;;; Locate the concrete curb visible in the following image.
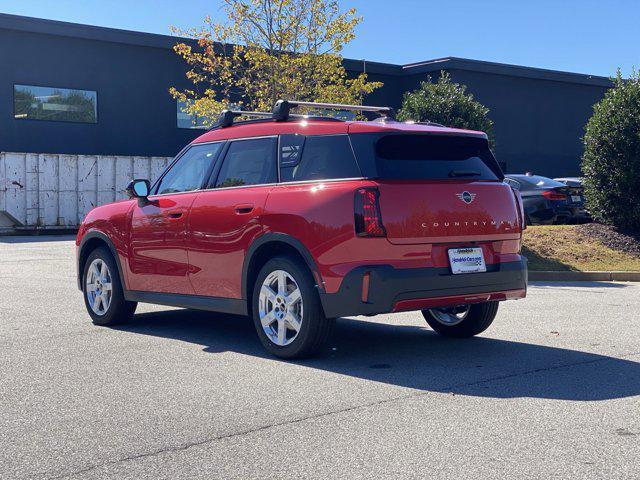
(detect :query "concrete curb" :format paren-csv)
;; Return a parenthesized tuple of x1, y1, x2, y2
(529, 271, 640, 282)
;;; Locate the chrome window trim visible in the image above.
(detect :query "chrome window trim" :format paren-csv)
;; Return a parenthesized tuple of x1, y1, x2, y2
(148, 189, 206, 199)
(148, 176, 369, 198)
(202, 134, 278, 144)
(149, 133, 365, 198)
(277, 177, 366, 186)
(202, 182, 280, 193)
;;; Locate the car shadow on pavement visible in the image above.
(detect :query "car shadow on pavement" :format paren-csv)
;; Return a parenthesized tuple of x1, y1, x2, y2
(116, 308, 640, 402)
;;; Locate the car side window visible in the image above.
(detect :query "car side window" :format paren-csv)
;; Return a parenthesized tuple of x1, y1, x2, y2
(280, 134, 360, 182)
(155, 143, 223, 195)
(279, 134, 306, 170)
(215, 137, 277, 188)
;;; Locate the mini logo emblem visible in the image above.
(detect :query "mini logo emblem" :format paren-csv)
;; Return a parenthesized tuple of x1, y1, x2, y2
(456, 191, 476, 204)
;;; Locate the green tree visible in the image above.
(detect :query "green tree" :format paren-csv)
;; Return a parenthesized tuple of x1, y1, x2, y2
(170, 0, 382, 126)
(582, 70, 640, 232)
(397, 71, 495, 146)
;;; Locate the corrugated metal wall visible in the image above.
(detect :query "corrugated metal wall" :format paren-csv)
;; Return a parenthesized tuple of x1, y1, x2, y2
(0, 153, 171, 229)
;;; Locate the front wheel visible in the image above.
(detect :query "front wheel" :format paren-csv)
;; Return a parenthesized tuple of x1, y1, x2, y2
(252, 256, 334, 359)
(82, 247, 137, 326)
(422, 301, 499, 338)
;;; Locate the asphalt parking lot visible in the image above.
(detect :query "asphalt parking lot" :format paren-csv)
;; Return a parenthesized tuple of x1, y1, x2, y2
(1, 236, 639, 479)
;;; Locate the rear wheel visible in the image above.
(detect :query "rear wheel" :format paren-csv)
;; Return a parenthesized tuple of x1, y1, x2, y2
(252, 256, 334, 359)
(82, 247, 137, 326)
(422, 301, 498, 338)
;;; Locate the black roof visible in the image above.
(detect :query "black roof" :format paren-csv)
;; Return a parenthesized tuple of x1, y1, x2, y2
(0, 12, 614, 87)
(402, 57, 612, 87)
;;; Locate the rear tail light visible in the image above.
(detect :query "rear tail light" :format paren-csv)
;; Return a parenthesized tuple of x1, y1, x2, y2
(509, 187, 526, 230)
(354, 188, 386, 237)
(543, 190, 567, 201)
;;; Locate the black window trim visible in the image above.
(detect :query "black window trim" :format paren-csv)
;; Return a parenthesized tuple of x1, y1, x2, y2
(13, 83, 99, 125)
(276, 134, 282, 183)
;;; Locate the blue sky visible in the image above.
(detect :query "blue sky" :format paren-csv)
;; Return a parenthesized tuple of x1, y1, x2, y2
(1, 0, 637, 77)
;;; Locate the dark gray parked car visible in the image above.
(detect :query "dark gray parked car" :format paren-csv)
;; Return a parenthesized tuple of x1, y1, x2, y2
(504, 174, 589, 225)
(554, 177, 592, 223)
(554, 177, 584, 188)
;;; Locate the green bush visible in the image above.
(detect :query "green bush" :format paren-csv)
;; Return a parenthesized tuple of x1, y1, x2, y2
(582, 71, 640, 232)
(397, 71, 495, 147)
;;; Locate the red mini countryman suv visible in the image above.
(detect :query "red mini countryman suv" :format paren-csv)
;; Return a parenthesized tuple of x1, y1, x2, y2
(77, 100, 527, 358)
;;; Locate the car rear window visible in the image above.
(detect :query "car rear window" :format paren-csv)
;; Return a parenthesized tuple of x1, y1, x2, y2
(279, 134, 361, 182)
(372, 134, 501, 180)
(514, 175, 565, 188)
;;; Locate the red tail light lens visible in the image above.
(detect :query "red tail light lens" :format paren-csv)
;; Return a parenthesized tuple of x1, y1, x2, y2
(509, 187, 526, 230)
(543, 190, 567, 201)
(354, 188, 386, 237)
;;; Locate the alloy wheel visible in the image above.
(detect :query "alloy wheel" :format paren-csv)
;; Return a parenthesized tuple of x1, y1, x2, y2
(85, 258, 113, 316)
(258, 269, 304, 346)
(428, 305, 471, 326)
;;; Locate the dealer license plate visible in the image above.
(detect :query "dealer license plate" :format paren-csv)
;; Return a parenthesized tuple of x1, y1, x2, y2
(448, 247, 487, 275)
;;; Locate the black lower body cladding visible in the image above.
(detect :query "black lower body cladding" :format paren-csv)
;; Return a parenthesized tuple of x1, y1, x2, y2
(319, 259, 528, 318)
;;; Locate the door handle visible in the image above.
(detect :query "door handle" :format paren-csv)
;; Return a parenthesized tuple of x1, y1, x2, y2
(166, 211, 183, 219)
(234, 204, 254, 214)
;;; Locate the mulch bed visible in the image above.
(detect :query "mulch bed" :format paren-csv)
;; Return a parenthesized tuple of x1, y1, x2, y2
(576, 223, 640, 258)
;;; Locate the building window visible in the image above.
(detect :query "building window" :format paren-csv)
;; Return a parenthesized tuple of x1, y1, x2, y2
(177, 100, 206, 129)
(14, 84, 97, 123)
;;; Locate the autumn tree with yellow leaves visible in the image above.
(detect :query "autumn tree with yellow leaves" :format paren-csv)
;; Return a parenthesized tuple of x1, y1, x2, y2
(170, 0, 382, 126)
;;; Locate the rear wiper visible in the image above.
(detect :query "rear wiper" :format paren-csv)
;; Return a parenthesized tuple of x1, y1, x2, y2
(449, 170, 481, 177)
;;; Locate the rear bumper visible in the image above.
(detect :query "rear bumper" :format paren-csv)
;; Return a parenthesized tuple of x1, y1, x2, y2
(319, 258, 527, 318)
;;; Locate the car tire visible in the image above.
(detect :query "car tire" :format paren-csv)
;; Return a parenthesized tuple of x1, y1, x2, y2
(422, 301, 499, 338)
(82, 246, 137, 326)
(252, 255, 334, 359)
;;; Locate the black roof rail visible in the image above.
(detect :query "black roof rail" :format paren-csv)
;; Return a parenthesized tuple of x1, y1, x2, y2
(272, 99, 394, 121)
(211, 107, 346, 130)
(214, 109, 273, 128)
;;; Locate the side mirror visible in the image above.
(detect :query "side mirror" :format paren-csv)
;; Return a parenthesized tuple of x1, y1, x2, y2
(126, 179, 151, 205)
